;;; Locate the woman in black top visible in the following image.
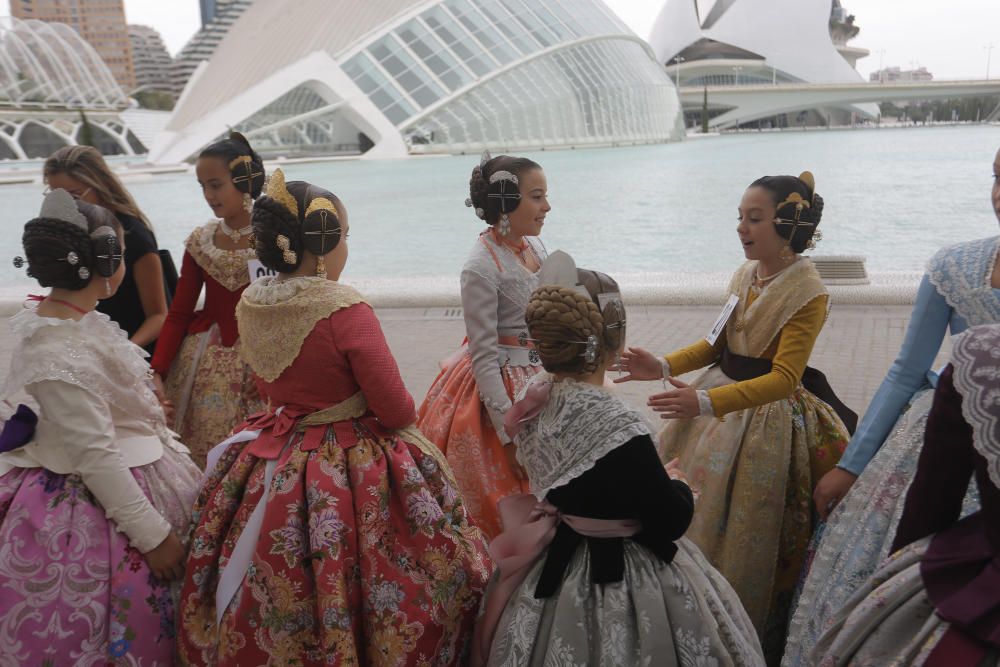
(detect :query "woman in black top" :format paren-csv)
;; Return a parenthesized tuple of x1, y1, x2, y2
(471, 252, 765, 667)
(44, 146, 169, 354)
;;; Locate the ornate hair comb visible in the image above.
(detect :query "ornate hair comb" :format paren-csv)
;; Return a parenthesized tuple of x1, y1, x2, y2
(266, 168, 298, 219)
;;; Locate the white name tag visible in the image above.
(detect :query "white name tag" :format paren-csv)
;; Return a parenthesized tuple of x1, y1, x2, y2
(247, 259, 278, 282)
(705, 294, 739, 345)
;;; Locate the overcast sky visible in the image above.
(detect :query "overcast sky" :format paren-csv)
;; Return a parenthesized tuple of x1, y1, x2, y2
(4, 0, 999, 80)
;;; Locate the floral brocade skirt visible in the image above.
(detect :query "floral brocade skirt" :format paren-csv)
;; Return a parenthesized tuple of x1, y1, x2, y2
(659, 365, 849, 664)
(487, 538, 765, 666)
(417, 349, 540, 538)
(783, 388, 982, 667)
(178, 420, 493, 666)
(0, 445, 201, 666)
(164, 324, 263, 467)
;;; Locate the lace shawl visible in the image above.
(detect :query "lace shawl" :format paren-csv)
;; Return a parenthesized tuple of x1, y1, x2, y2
(185, 220, 256, 291)
(236, 276, 367, 382)
(2, 306, 166, 432)
(951, 324, 1000, 488)
(515, 373, 651, 500)
(926, 236, 1000, 326)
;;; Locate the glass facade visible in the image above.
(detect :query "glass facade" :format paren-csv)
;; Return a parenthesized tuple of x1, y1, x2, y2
(337, 0, 682, 153)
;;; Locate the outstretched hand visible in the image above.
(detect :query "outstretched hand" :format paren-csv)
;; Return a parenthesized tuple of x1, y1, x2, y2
(813, 467, 858, 521)
(610, 347, 664, 383)
(648, 377, 700, 419)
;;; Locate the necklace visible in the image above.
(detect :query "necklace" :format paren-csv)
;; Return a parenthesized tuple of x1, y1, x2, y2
(220, 219, 252, 243)
(28, 295, 91, 315)
(755, 263, 793, 284)
(492, 228, 536, 268)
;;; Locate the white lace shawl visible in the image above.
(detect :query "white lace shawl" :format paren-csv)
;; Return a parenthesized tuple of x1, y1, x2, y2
(926, 236, 1000, 326)
(514, 373, 652, 500)
(951, 324, 1000, 488)
(2, 306, 167, 434)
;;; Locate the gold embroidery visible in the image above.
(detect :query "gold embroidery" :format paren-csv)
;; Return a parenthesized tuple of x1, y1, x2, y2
(266, 168, 298, 218)
(184, 221, 255, 292)
(236, 278, 367, 382)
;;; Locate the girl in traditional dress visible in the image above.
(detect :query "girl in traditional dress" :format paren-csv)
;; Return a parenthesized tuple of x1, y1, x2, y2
(150, 132, 265, 466)
(615, 172, 853, 663)
(44, 145, 170, 355)
(784, 146, 1000, 667)
(417, 151, 549, 537)
(0, 191, 200, 665)
(178, 170, 491, 666)
(473, 252, 764, 667)
(813, 324, 1000, 666)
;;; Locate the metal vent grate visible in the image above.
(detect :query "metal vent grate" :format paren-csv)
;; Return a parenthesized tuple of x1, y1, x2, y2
(811, 255, 869, 285)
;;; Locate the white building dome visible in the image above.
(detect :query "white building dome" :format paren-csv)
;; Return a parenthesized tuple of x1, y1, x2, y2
(149, 0, 685, 163)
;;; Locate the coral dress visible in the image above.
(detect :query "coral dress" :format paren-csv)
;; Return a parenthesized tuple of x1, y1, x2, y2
(813, 326, 1000, 666)
(418, 230, 547, 537)
(150, 221, 263, 466)
(178, 277, 491, 666)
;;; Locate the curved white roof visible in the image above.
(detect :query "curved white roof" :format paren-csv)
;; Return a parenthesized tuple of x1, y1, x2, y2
(0, 16, 126, 109)
(650, 0, 866, 85)
(151, 0, 683, 163)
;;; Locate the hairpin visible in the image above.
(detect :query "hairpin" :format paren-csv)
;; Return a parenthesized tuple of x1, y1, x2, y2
(489, 170, 519, 185)
(276, 234, 297, 265)
(12, 256, 24, 268)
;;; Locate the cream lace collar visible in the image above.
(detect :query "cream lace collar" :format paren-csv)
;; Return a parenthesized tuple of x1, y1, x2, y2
(185, 220, 256, 291)
(237, 276, 368, 382)
(951, 324, 1000, 488)
(514, 373, 651, 499)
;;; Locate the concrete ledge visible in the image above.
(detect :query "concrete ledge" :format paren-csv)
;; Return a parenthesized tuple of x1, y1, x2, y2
(0, 271, 922, 316)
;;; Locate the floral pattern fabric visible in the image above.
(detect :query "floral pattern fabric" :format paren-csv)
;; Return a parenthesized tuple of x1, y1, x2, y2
(417, 350, 539, 538)
(0, 446, 200, 666)
(486, 538, 765, 667)
(164, 325, 262, 467)
(178, 421, 492, 666)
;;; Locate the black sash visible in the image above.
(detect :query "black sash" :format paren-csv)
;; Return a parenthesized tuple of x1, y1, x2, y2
(719, 348, 858, 434)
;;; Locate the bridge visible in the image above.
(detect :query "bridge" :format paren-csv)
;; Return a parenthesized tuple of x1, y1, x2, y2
(677, 79, 1000, 129)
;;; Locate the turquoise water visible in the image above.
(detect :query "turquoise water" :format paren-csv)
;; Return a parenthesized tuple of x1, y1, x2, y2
(3, 124, 999, 287)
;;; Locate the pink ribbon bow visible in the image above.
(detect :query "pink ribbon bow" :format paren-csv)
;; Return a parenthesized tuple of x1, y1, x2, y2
(503, 380, 553, 439)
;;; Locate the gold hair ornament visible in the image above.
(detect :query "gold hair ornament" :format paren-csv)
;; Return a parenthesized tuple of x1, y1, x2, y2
(276, 234, 297, 265)
(266, 169, 298, 219)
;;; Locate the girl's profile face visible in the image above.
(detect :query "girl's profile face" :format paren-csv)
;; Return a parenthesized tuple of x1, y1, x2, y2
(506, 168, 550, 238)
(736, 186, 786, 262)
(196, 156, 245, 220)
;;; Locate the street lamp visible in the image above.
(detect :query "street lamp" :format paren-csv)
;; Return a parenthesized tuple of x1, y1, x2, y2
(987, 43, 995, 81)
(876, 48, 886, 83)
(672, 55, 686, 86)
(732, 65, 743, 85)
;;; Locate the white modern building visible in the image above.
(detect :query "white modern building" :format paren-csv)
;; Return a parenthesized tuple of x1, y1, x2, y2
(0, 16, 144, 159)
(149, 0, 685, 164)
(168, 0, 252, 98)
(650, 0, 879, 127)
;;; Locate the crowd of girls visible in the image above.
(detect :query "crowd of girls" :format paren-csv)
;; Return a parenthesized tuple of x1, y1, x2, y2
(0, 138, 997, 667)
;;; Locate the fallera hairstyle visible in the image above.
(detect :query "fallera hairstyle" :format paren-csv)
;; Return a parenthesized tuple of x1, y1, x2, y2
(44, 145, 152, 230)
(526, 269, 625, 375)
(749, 173, 825, 253)
(22, 196, 123, 290)
(468, 154, 542, 226)
(199, 131, 266, 200)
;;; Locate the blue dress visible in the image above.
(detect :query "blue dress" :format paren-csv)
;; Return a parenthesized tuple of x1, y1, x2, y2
(782, 235, 1000, 667)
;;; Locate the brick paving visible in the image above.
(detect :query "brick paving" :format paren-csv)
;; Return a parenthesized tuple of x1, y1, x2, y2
(0, 303, 944, 425)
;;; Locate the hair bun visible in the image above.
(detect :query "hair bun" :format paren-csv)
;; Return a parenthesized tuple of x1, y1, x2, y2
(468, 164, 489, 221)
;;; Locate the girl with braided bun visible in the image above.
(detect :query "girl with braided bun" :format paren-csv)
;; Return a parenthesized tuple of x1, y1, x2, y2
(417, 151, 549, 538)
(616, 172, 853, 663)
(472, 251, 764, 667)
(177, 169, 490, 666)
(0, 191, 201, 664)
(150, 132, 266, 466)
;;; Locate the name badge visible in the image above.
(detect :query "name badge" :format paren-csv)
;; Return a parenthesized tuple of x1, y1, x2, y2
(247, 259, 278, 282)
(705, 294, 739, 345)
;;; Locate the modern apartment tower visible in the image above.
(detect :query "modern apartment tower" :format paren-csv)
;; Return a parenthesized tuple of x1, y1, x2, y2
(170, 0, 252, 97)
(10, 0, 136, 91)
(128, 24, 174, 96)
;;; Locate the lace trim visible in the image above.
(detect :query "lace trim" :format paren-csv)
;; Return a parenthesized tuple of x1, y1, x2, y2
(236, 277, 367, 382)
(727, 259, 828, 357)
(951, 324, 1000, 488)
(515, 374, 651, 499)
(4, 306, 166, 433)
(184, 220, 256, 292)
(926, 236, 1000, 326)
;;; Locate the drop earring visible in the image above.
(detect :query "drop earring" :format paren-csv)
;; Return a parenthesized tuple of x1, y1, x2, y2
(242, 193, 253, 214)
(316, 254, 327, 279)
(499, 213, 511, 237)
(780, 243, 794, 263)
(105, 278, 112, 297)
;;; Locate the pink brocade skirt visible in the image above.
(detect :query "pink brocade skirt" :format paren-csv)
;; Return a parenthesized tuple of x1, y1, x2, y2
(0, 446, 201, 666)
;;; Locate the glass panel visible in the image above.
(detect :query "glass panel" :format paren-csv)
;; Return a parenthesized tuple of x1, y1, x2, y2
(420, 7, 495, 76)
(369, 35, 446, 107)
(497, 0, 555, 47)
(343, 52, 417, 123)
(443, 0, 518, 64)
(396, 20, 472, 91)
(473, 0, 539, 55)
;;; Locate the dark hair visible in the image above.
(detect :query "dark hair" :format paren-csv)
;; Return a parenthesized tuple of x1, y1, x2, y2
(252, 177, 343, 273)
(749, 174, 825, 253)
(526, 269, 624, 375)
(468, 155, 542, 226)
(22, 199, 123, 290)
(199, 131, 266, 199)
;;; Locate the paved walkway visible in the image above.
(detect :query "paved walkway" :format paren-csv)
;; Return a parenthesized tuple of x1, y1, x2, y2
(0, 303, 939, 425)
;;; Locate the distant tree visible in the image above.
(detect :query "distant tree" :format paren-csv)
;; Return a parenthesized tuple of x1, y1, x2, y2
(78, 109, 95, 147)
(133, 90, 176, 111)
